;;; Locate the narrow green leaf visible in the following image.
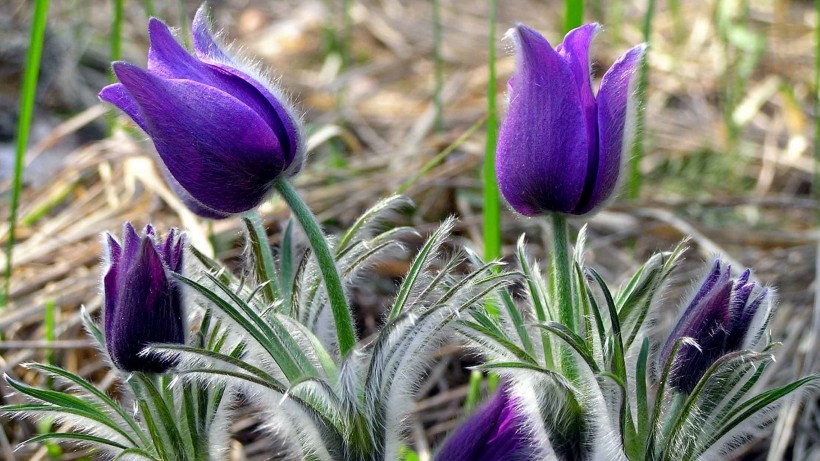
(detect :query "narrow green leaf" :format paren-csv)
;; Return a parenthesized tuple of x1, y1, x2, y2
(532, 323, 598, 372)
(242, 212, 280, 303)
(23, 432, 129, 451)
(3, 0, 50, 308)
(387, 219, 452, 320)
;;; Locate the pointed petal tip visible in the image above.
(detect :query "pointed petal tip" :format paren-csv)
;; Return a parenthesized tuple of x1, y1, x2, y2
(98, 83, 122, 102)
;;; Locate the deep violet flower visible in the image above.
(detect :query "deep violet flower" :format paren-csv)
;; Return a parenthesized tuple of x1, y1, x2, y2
(434, 385, 535, 461)
(660, 260, 773, 394)
(103, 223, 186, 373)
(496, 23, 645, 216)
(99, 6, 304, 219)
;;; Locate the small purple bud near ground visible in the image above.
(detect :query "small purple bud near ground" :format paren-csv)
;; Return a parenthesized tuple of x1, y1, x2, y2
(99, 6, 304, 218)
(434, 383, 536, 461)
(102, 223, 186, 373)
(496, 23, 645, 216)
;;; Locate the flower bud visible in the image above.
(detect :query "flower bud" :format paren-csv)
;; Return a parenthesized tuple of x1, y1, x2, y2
(660, 260, 773, 394)
(496, 23, 645, 216)
(434, 385, 535, 461)
(102, 223, 186, 373)
(99, 6, 304, 218)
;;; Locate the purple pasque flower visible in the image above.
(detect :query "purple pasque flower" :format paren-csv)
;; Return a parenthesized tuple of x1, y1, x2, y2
(102, 223, 186, 373)
(496, 23, 645, 216)
(434, 385, 535, 461)
(99, 6, 304, 219)
(660, 260, 773, 394)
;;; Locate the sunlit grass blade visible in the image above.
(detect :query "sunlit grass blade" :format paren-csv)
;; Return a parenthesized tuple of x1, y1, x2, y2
(483, 0, 500, 264)
(628, 0, 657, 200)
(433, 0, 444, 133)
(2, 0, 50, 309)
(564, 0, 584, 33)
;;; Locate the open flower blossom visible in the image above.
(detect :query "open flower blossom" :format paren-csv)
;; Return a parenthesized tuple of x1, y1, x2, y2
(496, 23, 645, 216)
(660, 260, 773, 394)
(103, 223, 186, 373)
(100, 6, 304, 219)
(434, 385, 535, 461)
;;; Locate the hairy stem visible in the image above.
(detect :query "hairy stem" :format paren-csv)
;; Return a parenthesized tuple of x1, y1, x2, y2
(274, 178, 356, 356)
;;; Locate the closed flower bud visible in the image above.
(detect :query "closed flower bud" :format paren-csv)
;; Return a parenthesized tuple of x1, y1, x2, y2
(660, 260, 773, 394)
(496, 23, 645, 216)
(102, 223, 186, 373)
(99, 6, 304, 219)
(434, 385, 535, 461)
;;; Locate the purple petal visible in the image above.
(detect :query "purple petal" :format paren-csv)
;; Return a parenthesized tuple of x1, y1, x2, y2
(661, 260, 722, 360)
(120, 222, 141, 272)
(160, 167, 233, 219)
(99, 83, 148, 131)
(576, 43, 645, 214)
(496, 24, 589, 215)
(726, 287, 768, 350)
(102, 233, 122, 340)
(557, 23, 599, 152)
(160, 228, 178, 264)
(668, 280, 733, 393)
(192, 5, 234, 64)
(146, 18, 296, 159)
(434, 387, 533, 461)
(556, 24, 602, 213)
(205, 62, 303, 169)
(112, 62, 286, 215)
(171, 233, 185, 272)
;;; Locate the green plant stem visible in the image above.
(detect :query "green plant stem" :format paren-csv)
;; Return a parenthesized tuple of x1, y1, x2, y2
(111, 0, 123, 67)
(564, 0, 584, 33)
(242, 211, 280, 303)
(465, 370, 483, 411)
(550, 214, 577, 377)
(273, 179, 356, 356)
(483, 0, 500, 264)
(433, 0, 444, 133)
(550, 214, 574, 332)
(2, 0, 50, 309)
(143, 0, 154, 18)
(628, 0, 656, 200)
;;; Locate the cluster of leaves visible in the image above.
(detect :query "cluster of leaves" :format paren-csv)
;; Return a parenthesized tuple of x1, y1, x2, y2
(461, 228, 817, 461)
(3, 197, 513, 460)
(4, 307, 233, 460)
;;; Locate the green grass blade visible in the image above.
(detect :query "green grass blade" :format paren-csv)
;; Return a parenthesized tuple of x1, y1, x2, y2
(564, 0, 584, 33)
(433, 0, 444, 133)
(483, 0, 500, 265)
(628, 0, 657, 199)
(2, 0, 50, 309)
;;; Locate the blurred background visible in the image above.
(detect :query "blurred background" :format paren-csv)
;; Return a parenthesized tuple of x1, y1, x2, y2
(0, 0, 818, 459)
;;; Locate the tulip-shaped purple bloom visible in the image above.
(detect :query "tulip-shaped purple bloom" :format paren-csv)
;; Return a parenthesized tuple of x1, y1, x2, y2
(434, 386, 535, 461)
(103, 223, 186, 373)
(496, 23, 645, 216)
(660, 260, 772, 394)
(99, 6, 304, 219)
